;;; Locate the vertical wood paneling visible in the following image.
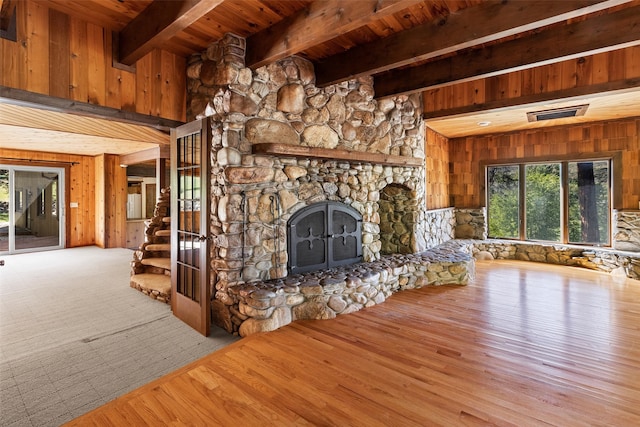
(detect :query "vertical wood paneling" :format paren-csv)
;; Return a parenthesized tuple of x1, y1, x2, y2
(2, 0, 186, 122)
(447, 118, 640, 210)
(135, 53, 153, 116)
(86, 22, 106, 105)
(69, 15, 89, 102)
(95, 154, 127, 248)
(94, 154, 105, 248)
(161, 49, 187, 121)
(625, 46, 640, 78)
(21, 1, 49, 94)
(425, 128, 450, 210)
(423, 47, 640, 115)
(0, 149, 96, 247)
(49, 9, 70, 98)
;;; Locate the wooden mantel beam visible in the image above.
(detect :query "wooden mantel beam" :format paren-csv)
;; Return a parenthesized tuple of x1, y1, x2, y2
(245, 0, 421, 70)
(374, 4, 640, 98)
(119, 0, 224, 66)
(314, 0, 631, 87)
(252, 143, 423, 168)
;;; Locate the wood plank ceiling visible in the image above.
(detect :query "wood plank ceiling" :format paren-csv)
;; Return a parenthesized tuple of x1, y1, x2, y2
(1, 0, 639, 157)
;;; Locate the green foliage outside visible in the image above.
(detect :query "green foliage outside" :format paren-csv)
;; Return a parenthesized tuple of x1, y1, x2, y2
(488, 165, 519, 238)
(525, 164, 561, 241)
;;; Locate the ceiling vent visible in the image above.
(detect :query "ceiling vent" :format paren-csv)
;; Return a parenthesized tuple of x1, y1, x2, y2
(526, 104, 589, 122)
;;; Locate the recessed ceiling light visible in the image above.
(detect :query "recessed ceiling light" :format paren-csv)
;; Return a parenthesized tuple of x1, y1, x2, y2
(477, 121, 491, 127)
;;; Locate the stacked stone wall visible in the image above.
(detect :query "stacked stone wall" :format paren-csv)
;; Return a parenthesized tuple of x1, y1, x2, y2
(455, 208, 487, 239)
(425, 208, 456, 248)
(613, 210, 640, 252)
(470, 240, 640, 280)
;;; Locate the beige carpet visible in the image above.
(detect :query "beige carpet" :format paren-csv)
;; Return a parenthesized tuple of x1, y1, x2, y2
(0, 246, 238, 427)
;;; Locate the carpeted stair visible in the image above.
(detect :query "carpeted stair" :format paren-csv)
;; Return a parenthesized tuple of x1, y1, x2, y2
(130, 188, 172, 303)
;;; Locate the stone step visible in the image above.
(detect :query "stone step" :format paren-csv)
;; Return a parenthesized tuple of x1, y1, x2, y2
(155, 229, 171, 237)
(130, 273, 171, 303)
(145, 243, 171, 252)
(141, 257, 171, 270)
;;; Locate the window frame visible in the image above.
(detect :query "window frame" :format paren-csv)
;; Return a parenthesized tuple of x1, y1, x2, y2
(484, 154, 616, 247)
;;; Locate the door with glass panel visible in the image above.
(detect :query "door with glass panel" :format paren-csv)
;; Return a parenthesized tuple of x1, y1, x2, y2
(170, 119, 211, 336)
(0, 166, 64, 254)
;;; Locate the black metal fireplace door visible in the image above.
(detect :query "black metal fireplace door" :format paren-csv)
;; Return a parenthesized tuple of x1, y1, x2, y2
(287, 201, 362, 274)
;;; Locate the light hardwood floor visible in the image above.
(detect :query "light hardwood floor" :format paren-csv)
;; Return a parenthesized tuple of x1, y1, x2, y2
(66, 260, 640, 426)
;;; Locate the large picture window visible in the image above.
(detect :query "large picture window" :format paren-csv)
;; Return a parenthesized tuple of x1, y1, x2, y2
(487, 159, 611, 246)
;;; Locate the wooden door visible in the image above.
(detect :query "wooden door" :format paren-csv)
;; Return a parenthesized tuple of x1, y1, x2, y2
(170, 118, 211, 336)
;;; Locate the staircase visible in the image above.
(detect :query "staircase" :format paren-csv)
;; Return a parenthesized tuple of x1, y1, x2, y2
(130, 188, 172, 303)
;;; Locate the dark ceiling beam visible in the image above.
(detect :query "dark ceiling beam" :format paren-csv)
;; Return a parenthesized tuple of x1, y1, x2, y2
(245, 0, 421, 69)
(0, 0, 17, 31)
(118, 0, 224, 66)
(374, 4, 640, 99)
(314, 0, 632, 87)
(423, 78, 640, 119)
(0, 86, 183, 131)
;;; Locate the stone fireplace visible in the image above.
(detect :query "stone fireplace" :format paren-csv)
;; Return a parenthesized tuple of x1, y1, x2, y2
(185, 34, 466, 335)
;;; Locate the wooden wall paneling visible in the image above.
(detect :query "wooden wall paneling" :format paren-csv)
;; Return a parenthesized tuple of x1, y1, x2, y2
(0, 149, 96, 247)
(108, 155, 127, 248)
(94, 154, 126, 248)
(561, 56, 578, 88)
(1, 1, 186, 121)
(48, 8, 70, 99)
(608, 48, 626, 82)
(425, 128, 450, 210)
(104, 31, 121, 110)
(105, 30, 137, 112)
(423, 47, 640, 116)
(94, 154, 106, 248)
(448, 118, 640, 210)
(69, 15, 89, 103)
(25, 1, 49, 94)
(82, 156, 96, 246)
(545, 61, 562, 93)
(591, 51, 609, 85)
(471, 79, 486, 105)
(161, 49, 186, 121)
(507, 71, 521, 99)
(86, 22, 106, 105)
(121, 68, 137, 113)
(135, 52, 153, 116)
(151, 49, 163, 117)
(532, 65, 545, 95)
(625, 46, 640, 78)
(520, 67, 534, 97)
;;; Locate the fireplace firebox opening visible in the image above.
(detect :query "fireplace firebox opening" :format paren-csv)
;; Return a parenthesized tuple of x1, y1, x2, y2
(287, 201, 362, 274)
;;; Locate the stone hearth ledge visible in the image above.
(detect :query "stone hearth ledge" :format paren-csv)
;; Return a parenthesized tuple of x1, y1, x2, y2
(216, 245, 474, 337)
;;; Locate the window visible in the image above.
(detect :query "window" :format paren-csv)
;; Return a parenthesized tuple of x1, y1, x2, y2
(567, 161, 610, 245)
(525, 163, 561, 241)
(487, 159, 611, 246)
(487, 165, 519, 239)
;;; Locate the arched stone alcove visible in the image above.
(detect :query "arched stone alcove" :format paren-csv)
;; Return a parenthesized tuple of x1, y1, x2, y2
(379, 184, 417, 255)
